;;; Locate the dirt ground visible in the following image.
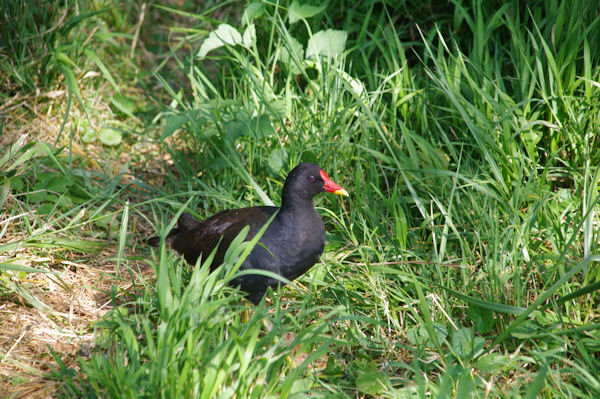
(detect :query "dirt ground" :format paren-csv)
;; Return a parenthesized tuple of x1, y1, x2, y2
(0, 94, 158, 397)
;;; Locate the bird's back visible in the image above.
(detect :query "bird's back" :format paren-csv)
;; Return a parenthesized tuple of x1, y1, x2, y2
(172, 207, 279, 266)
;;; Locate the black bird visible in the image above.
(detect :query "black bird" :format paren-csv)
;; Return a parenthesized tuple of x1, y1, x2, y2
(148, 163, 348, 303)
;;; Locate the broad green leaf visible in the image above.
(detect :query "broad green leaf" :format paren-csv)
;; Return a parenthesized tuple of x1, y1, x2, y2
(356, 371, 386, 396)
(98, 127, 122, 146)
(225, 119, 246, 140)
(467, 305, 494, 334)
(280, 36, 305, 75)
(76, 118, 95, 143)
(198, 24, 242, 58)
(306, 29, 347, 60)
(511, 320, 543, 339)
(394, 386, 419, 398)
(288, 1, 326, 24)
(289, 377, 313, 394)
(267, 147, 287, 173)
(56, 195, 73, 209)
(37, 202, 56, 215)
(111, 94, 138, 116)
(242, 24, 256, 48)
(94, 212, 120, 232)
(251, 115, 275, 138)
(162, 114, 189, 140)
(81, 129, 97, 143)
(242, 2, 265, 24)
(28, 190, 50, 203)
(407, 324, 447, 347)
(268, 99, 286, 118)
(10, 177, 24, 191)
(47, 177, 70, 193)
(476, 353, 510, 374)
(452, 327, 485, 360)
(452, 327, 474, 359)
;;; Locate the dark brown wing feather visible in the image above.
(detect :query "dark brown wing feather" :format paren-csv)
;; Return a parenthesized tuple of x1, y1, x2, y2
(172, 207, 278, 267)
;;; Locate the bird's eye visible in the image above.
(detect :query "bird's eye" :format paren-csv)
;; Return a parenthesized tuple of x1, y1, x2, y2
(308, 175, 315, 182)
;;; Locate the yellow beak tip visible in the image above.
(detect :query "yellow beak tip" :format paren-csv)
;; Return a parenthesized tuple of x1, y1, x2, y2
(334, 189, 349, 197)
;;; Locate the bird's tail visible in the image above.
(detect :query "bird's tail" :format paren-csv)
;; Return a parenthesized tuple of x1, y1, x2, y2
(146, 228, 179, 247)
(147, 212, 199, 247)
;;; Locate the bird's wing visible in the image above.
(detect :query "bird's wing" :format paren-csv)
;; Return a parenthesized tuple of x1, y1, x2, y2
(172, 206, 278, 267)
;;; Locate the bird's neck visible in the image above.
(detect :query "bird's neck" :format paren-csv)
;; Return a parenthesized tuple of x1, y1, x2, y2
(280, 194, 315, 214)
(279, 201, 320, 229)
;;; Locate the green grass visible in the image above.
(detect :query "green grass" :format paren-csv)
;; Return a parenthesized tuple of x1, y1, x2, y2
(2, 0, 600, 397)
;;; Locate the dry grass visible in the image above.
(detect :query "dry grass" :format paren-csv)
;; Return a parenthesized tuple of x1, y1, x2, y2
(0, 245, 155, 398)
(0, 84, 160, 396)
(0, 92, 64, 148)
(1, 255, 113, 398)
(0, 2, 196, 396)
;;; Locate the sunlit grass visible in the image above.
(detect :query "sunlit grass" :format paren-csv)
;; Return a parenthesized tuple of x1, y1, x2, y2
(2, 0, 600, 397)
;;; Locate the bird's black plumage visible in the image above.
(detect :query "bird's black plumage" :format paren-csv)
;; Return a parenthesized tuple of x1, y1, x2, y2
(148, 163, 348, 303)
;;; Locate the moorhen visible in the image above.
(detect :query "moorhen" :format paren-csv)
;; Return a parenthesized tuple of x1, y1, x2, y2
(149, 163, 348, 303)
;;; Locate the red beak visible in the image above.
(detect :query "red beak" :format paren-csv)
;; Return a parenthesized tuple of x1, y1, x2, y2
(320, 170, 349, 196)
